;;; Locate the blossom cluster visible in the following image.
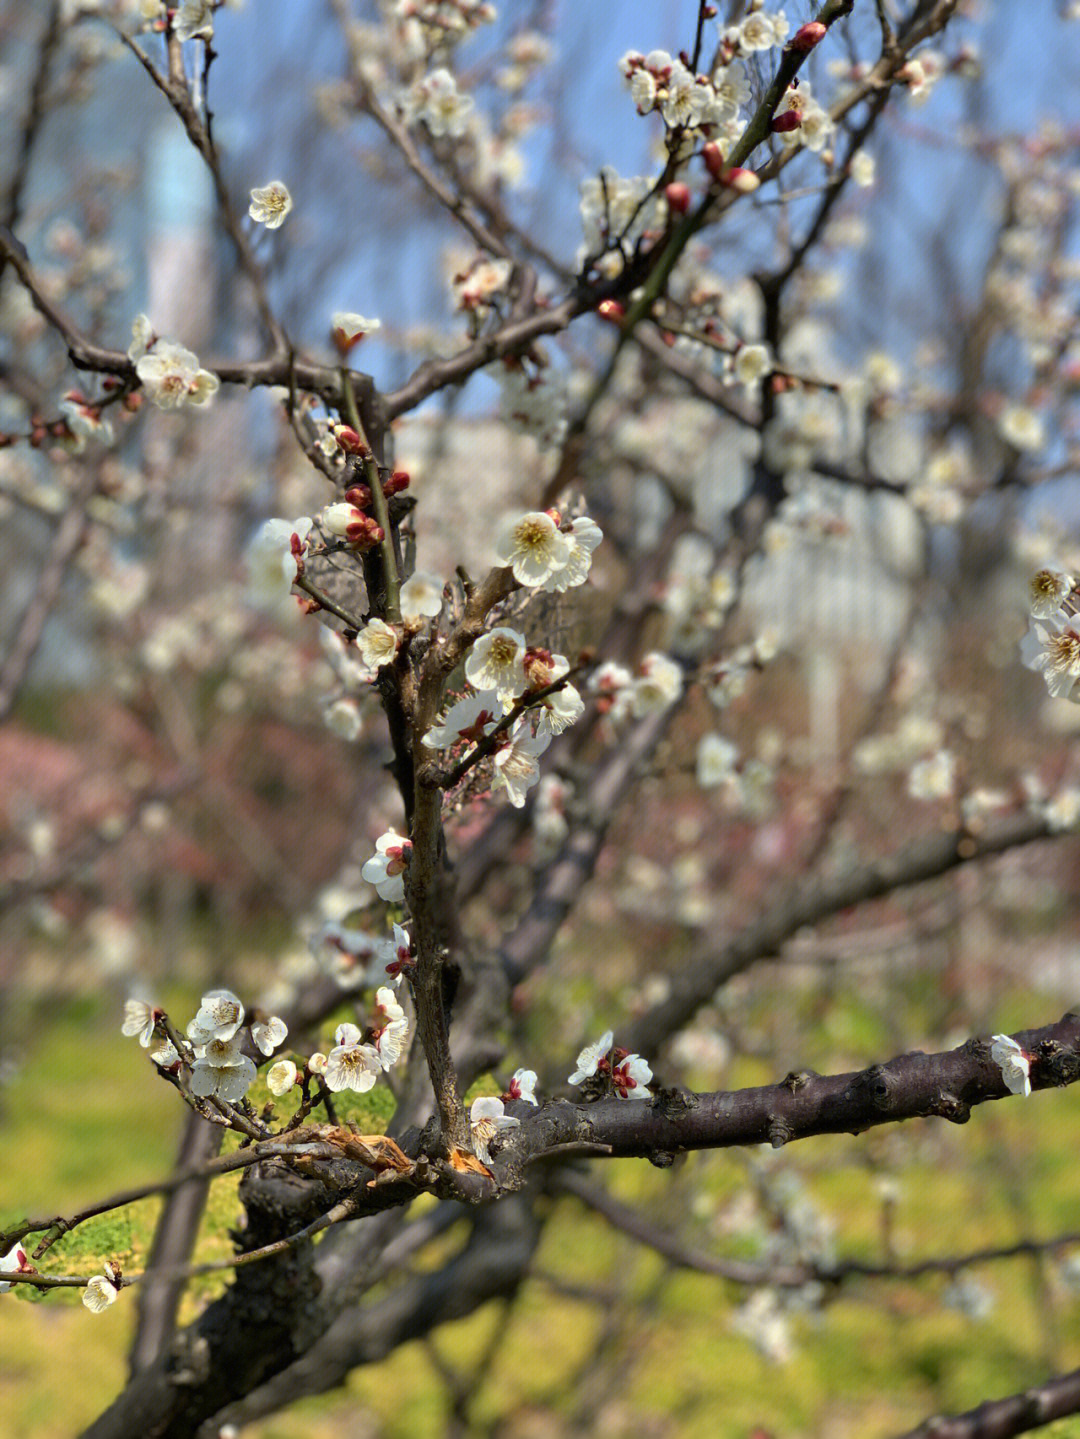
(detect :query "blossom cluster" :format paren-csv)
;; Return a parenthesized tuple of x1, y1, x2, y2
(127, 315, 219, 411)
(1020, 568, 1080, 703)
(568, 1030, 653, 1099)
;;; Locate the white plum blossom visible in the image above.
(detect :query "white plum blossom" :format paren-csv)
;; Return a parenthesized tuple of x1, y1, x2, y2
(400, 571, 444, 621)
(245, 517, 313, 605)
(174, 0, 213, 41)
(469, 1096, 520, 1164)
(1021, 608, 1080, 701)
(324, 1038, 382, 1093)
(187, 989, 245, 1045)
(465, 628, 527, 709)
(849, 150, 876, 187)
(452, 257, 512, 312)
(569, 1030, 614, 1085)
(1045, 787, 1080, 832)
(248, 182, 293, 229)
(735, 10, 788, 51)
(251, 1015, 288, 1057)
(998, 404, 1045, 451)
(324, 697, 363, 742)
(494, 511, 571, 588)
(127, 313, 155, 362)
(631, 653, 684, 716)
(190, 1036, 257, 1103)
(136, 339, 219, 409)
(544, 516, 602, 593)
(990, 1033, 1031, 1097)
(406, 68, 474, 137)
(907, 749, 957, 801)
(82, 1269, 121, 1313)
(504, 1068, 538, 1104)
(732, 343, 773, 391)
(374, 987, 410, 1070)
(362, 829, 412, 901)
(422, 689, 501, 750)
(941, 1276, 995, 1320)
(267, 1059, 298, 1096)
(357, 618, 400, 670)
(151, 1040, 181, 1070)
(611, 1051, 653, 1099)
(121, 998, 160, 1048)
(1029, 569, 1074, 617)
(697, 733, 739, 787)
(535, 683, 585, 738)
(0, 1244, 34, 1294)
(491, 720, 551, 807)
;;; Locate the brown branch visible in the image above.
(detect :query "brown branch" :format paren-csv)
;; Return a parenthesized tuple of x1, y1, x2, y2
(898, 1366, 1080, 1439)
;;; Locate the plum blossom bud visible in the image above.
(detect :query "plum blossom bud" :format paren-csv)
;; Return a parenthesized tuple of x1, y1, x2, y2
(331, 312, 381, 354)
(789, 21, 827, 51)
(267, 1059, 298, 1096)
(664, 182, 691, 214)
(384, 470, 410, 496)
(771, 109, 802, 134)
(598, 300, 626, 323)
(333, 426, 369, 456)
(723, 167, 761, 193)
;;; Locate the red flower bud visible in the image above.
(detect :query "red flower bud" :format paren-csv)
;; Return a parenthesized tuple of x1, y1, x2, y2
(723, 167, 761, 193)
(702, 141, 726, 179)
(383, 470, 410, 496)
(664, 182, 692, 214)
(345, 484, 372, 508)
(771, 109, 803, 133)
(789, 21, 826, 52)
(597, 299, 626, 324)
(334, 425, 369, 455)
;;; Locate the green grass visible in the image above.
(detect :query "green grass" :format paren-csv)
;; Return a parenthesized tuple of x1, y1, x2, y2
(5, 981, 1080, 1438)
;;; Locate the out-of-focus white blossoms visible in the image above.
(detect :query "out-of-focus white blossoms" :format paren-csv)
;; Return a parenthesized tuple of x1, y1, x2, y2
(630, 652, 684, 716)
(990, 1033, 1031, 1097)
(400, 571, 445, 621)
(249, 182, 293, 229)
(998, 403, 1045, 451)
(130, 323, 219, 410)
(245, 516, 313, 604)
(324, 696, 364, 742)
(697, 733, 739, 788)
(121, 997, 161, 1048)
(174, 0, 213, 41)
(402, 68, 474, 137)
(362, 829, 412, 902)
(907, 749, 957, 802)
(469, 1096, 520, 1164)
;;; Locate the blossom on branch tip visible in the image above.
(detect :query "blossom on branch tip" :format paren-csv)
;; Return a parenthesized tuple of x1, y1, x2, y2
(82, 1268, 121, 1313)
(362, 829, 412, 902)
(331, 312, 381, 354)
(249, 182, 293, 229)
(1029, 569, 1074, 618)
(187, 989, 245, 1044)
(122, 997, 161, 1048)
(990, 1034, 1031, 1097)
(267, 1059, 298, 1096)
(535, 683, 585, 738)
(245, 517, 313, 604)
(1021, 609, 1080, 702)
(469, 1096, 520, 1164)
